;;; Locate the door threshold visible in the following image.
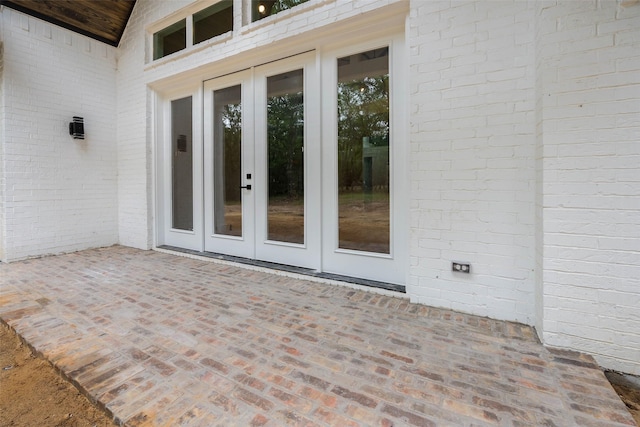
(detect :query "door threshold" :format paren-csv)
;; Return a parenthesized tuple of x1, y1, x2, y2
(157, 245, 406, 294)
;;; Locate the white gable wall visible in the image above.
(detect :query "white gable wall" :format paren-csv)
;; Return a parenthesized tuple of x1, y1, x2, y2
(0, 7, 118, 262)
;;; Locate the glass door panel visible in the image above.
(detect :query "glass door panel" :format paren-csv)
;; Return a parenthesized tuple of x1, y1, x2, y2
(171, 96, 194, 231)
(158, 88, 202, 252)
(204, 71, 254, 258)
(213, 85, 243, 237)
(266, 69, 305, 244)
(337, 47, 390, 254)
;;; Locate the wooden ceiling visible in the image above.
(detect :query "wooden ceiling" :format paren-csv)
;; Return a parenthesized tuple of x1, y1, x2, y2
(2, 0, 136, 46)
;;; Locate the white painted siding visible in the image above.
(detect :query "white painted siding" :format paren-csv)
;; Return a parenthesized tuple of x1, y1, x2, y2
(0, 7, 118, 261)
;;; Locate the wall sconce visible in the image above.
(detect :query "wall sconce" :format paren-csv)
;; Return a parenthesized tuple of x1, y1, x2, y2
(69, 116, 84, 140)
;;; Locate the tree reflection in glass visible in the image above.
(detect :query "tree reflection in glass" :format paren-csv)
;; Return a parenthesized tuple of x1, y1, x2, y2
(267, 69, 305, 244)
(252, 0, 310, 22)
(213, 85, 242, 237)
(337, 47, 390, 254)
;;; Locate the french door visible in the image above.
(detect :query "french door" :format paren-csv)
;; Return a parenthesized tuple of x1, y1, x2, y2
(202, 53, 320, 269)
(158, 35, 407, 285)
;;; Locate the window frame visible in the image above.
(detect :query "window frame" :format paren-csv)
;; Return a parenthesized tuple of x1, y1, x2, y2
(193, 1, 234, 46)
(153, 18, 188, 60)
(147, 0, 235, 63)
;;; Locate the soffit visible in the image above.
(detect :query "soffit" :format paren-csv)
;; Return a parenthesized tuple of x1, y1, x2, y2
(1, 0, 136, 46)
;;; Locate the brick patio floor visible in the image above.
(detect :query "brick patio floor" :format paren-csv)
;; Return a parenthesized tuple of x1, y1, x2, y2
(0, 246, 635, 427)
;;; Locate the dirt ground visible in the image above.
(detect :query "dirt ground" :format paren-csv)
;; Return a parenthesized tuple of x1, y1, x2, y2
(1, 324, 638, 427)
(0, 324, 116, 427)
(606, 371, 640, 426)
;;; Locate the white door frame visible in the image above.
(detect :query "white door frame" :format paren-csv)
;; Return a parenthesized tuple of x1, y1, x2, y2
(155, 33, 407, 286)
(156, 85, 204, 251)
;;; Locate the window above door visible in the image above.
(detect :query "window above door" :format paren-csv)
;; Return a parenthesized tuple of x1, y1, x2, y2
(146, 0, 329, 64)
(251, 0, 311, 23)
(151, 0, 234, 61)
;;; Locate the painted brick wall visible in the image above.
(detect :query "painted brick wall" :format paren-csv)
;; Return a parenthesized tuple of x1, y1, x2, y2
(0, 7, 118, 262)
(408, 0, 537, 324)
(27, 0, 634, 374)
(534, 0, 547, 339)
(538, 0, 640, 375)
(116, 1, 192, 250)
(0, 14, 5, 261)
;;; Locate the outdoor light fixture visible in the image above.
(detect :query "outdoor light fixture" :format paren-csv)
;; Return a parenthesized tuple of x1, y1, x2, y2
(258, 3, 266, 14)
(69, 116, 85, 140)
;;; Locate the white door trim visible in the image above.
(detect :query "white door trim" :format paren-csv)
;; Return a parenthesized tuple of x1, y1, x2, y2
(154, 32, 407, 286)
(156, 85, 204, 251)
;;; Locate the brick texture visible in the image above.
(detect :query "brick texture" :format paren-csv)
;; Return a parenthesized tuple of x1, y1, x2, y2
(536, 0, 640, 376)
(2, 0, 639, 376)
(0, 7, 118, 262)
(0, 246, 635, 426)
(408, 0, 537, 324)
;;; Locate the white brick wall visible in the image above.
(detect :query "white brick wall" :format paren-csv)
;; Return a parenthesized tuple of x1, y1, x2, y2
(115, 0, 640, 373)
(0, 15, 5, 260)
(538, 0, 640, 375)
(116, 1, 194, 250)
(534, 0, 547, 339)
(2, 0, 638, 374)
(0, 7, 118, 262)
(408, 0, 537, 324)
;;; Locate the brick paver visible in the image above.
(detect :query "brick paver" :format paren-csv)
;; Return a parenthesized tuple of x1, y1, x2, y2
(0, 246, 635, 426)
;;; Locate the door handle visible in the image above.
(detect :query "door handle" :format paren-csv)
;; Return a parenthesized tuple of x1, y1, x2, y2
(240, 185, 252, 190)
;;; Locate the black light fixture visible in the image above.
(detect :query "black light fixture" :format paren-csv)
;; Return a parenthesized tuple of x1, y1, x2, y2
(69, 116, 84, 140)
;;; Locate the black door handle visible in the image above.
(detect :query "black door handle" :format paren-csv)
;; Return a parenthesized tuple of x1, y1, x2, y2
(240, 185, 252, 190)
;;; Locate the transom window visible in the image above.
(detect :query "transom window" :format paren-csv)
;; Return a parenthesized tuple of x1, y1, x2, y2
(152, 1, 234, 60)
(251, 0, 310, 22)
(194, 1, 233, 45)
(153, 19, 186, 60)
(151, 0, 317, 61)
